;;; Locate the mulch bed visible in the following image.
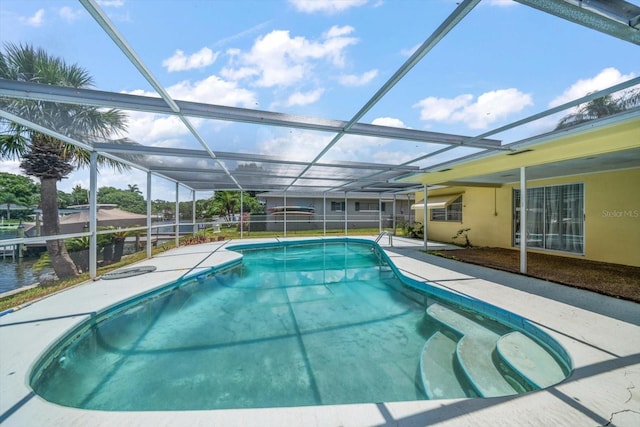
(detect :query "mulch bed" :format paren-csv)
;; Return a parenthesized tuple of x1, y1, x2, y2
(434, 247, 640, 303)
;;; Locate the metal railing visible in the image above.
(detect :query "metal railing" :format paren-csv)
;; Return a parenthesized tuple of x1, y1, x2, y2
(375, 230, 393, 246)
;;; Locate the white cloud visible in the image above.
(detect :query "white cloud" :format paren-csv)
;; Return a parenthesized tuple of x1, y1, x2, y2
(483, 0, 516, 6)
(123, 112, 189, 144)
(320, 25, 358, 67)
(371, 149, 417, 165)
(371, 117, 408, 128)
(124, 89, 158, 98)
(223, 26, 358, 88)
(401, 43, 421, 57)
(257, 130, 332, 162)
(167, 75, 257, 107)
(59, 6, 83, 22)
(549, 67, 637, 108)
(324, 134, 393, 162)
(162, 47, 219, 72)
(285, 88, 325, 106)
(288, 0, 368, 14)
(220, 65, 258, 81)
(127, 75, 257, 107)
(323, 25, 354, 38)
(0, 160, 25, 176)
(338, 69, 378, 86)
(414, 88, 533, 130)
(414, 94, 473, 121)
(120, 75, 256, 146)
(257, 118, 409, 164)
(97, 0, 125, 7)
(22, 9, 44, 27)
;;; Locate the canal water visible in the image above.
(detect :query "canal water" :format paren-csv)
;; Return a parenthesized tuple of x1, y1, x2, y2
(0, 228, 39, 294)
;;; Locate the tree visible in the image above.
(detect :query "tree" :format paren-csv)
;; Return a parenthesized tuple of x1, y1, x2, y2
(0, 172, 38, 220)
(0, 172, 38, 204)
(555, 88, 640, 130)
(57, 190, 74, 209)
(207, 191, 265, 220)
(151, 199, 174, 220)
(0, 192, 18, 220)
(210, 191, 238, 221)
(0, 43, 128, 279)
(97, 186, 146, 214)
(127, 183, 142, 194)
(71, 184, 88, 205)
(195, 198, 214, 219)
(242, 193, 266, 214)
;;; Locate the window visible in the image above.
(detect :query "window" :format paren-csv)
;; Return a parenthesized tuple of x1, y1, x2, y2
(355, 202, 386, 212)
(331, 201, 345, 211)
(513, 183, 584, 254)
(430, 196, 462, 222)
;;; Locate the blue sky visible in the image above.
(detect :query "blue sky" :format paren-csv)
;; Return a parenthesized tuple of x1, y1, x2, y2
(1, 0, 638, 200)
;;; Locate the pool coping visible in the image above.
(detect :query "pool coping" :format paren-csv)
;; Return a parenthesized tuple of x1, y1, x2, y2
(1, 236, 639, 426)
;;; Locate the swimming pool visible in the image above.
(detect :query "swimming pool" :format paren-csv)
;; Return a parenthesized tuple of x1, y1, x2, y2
(29, 239, 571, 410)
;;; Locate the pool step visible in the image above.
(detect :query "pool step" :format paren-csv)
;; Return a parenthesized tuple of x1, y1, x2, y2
(378, 264, 394, 278)
(426, 303, 517, 398)
(497, 331, 566, 389)
(420, 331, 468, 399)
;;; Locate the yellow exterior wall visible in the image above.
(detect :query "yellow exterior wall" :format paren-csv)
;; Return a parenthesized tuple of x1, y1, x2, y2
(415, 168, 640, 267)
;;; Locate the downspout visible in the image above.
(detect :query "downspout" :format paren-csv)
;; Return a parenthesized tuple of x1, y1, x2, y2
(520, 167, 527, 274)
(423, 184, 428, 251)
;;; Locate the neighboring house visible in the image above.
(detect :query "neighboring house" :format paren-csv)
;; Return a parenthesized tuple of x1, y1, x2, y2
(406, 112, 639, 268)
(257, 192, 415, 232)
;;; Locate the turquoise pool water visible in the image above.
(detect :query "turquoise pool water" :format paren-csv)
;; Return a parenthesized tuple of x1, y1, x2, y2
(30, 240, 570, 410)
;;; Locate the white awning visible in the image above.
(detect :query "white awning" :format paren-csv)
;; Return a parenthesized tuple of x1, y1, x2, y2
(411, 194, 461, 210)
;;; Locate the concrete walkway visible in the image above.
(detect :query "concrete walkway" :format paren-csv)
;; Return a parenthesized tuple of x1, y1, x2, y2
(1, 237, 638, 426)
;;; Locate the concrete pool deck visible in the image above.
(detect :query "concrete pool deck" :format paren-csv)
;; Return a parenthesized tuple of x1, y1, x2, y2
(1, 236, 638, 426)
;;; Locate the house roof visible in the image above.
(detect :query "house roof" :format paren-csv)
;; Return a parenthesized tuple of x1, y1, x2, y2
(258, 191, 414, 200)
(400, 111, 640, 187)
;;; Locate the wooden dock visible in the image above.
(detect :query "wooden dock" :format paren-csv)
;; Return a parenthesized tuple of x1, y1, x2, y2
(1, 244, 16, 260)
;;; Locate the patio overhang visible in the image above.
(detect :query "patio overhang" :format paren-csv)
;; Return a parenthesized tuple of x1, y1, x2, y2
(401, 111, 640, 187)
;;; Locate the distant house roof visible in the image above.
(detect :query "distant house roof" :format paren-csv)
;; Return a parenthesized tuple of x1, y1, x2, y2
(258, 191, 414, 200)
(67, 204, 118, 209)
(0, 203, 31, 210)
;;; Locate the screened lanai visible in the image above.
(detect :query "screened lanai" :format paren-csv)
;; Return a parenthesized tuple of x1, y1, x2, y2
(0, 0, 639, 281)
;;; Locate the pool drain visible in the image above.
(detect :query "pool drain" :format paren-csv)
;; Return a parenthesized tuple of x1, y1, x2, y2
(101, 265, 157, 280)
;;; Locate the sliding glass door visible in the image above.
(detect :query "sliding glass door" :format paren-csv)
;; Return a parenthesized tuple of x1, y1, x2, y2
(513, 183, 584, 254)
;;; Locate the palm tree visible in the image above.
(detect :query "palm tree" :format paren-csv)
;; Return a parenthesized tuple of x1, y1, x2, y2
(212, 191, 238, 221)
(127, 183, 142, 194)
(556, 88, 640, 130)
(0, 192, 19, 220)
(0, 43, 128, 279)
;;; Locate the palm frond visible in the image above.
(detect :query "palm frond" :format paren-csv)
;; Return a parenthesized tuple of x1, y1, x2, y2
(1, 43, 130, 178)
(0, 123, 29, 159)
(555, 90, 638, 130)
